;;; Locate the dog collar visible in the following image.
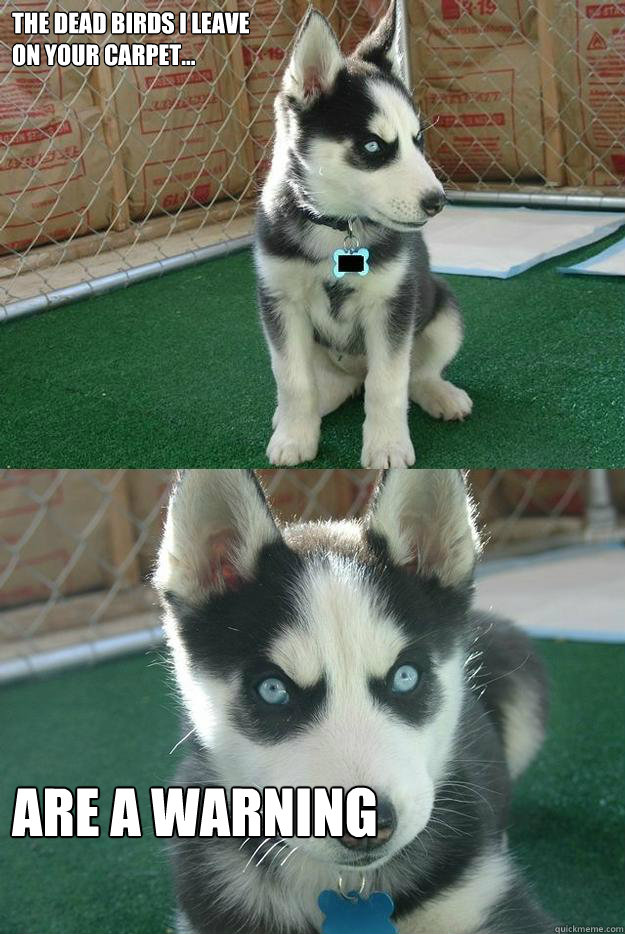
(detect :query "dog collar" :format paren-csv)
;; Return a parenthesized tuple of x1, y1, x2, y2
(297, 209, 372, 278)
(299, 208, 376, 233)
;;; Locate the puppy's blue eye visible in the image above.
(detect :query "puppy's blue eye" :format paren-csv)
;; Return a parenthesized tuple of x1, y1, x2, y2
(257, 677, 290, 705)
(364, 140, 381, 153)
(391, 665, 419, 694)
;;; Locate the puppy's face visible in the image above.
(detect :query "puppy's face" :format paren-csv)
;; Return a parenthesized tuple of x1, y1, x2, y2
(156, 470, 479, 871)
(277, 5, 445, 230)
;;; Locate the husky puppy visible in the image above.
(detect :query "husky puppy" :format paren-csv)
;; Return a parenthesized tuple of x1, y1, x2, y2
(155, 469, 553, 934)
(255, 2, 473, 467)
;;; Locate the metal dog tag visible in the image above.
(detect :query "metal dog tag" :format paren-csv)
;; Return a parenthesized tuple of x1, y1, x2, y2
(333, 248, 370, 278)
(319, 888, 397, 934)
(332, 218, 369, 279)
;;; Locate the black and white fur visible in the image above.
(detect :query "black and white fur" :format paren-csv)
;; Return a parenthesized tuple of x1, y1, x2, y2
(155, 469, 553, 934)
(255, 2, 473, 468)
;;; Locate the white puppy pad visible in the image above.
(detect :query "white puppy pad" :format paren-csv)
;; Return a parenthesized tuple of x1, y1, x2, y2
(476, 547, 625, 643)
(559, 235, 625, 277)
(423, 205, 625, 279)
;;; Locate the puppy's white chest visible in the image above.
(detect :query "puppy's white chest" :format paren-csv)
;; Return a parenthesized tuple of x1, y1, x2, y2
(307, 269, 367, 349)
(258, 244, 409, 352)
(314, 259, 405, 340)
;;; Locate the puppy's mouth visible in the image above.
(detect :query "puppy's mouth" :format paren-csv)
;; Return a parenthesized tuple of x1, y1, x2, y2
(338, 855, 382, 868)
(297, 842, 392, 871)
(369, 209, 428, 231)
(335, 847, 392, 869)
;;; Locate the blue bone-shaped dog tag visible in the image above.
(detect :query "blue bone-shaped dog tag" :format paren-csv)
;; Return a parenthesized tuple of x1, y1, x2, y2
(333, 248, 370, 278)
(319, 889, 397, 934)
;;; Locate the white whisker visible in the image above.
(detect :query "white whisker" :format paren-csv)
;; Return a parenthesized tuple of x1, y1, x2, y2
(269, 843, 289, 868)
(279, 845, 299, 867)
(169, 729, 194, 756)
(256, 839, 285, 867)
(243, 838, 272, 873)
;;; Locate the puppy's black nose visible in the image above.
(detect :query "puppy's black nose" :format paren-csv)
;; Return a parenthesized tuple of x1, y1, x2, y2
(339, 798, 396, 850)
(421, 190, 446, 217)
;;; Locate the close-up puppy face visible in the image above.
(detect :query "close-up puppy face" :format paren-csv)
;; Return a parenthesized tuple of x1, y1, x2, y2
(278, 4, 446, 229)
(156, 470, 478, 869)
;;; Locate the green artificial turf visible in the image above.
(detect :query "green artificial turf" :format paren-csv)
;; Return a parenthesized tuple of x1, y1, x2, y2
(0, 639, 623, 934)
(2, 229, 624, 468)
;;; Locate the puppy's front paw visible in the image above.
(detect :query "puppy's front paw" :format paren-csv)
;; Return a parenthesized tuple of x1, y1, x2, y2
(361, 426, 415, 468)
(411, 378, 473, 421)
(267, 420, 320, 465)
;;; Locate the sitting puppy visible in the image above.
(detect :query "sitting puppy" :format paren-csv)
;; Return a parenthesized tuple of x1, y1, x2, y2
(155, 469, 553, 934)
(255, 1, 472, 467)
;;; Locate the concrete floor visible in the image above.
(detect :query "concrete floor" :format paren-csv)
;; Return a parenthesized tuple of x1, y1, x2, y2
(476, 544, 625, 642)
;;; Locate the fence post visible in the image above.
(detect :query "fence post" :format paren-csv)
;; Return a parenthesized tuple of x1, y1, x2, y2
(88, 0, 131, 233)
(398, 0, 411, 89)
(586, 470, 617, 535)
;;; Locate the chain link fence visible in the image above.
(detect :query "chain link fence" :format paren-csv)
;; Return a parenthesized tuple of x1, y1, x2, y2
(1, 468, 624, 682)
(1, 0, 623, 317)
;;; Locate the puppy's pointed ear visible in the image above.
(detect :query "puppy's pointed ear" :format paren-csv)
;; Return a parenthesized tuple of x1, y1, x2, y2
(353, 0, 404, 83)
(154, 470, 280, 604)
(366, 470, 480, 587)
(283, 9, 343, 105)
